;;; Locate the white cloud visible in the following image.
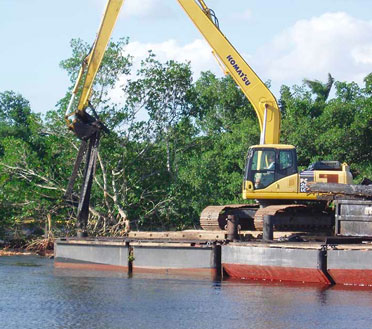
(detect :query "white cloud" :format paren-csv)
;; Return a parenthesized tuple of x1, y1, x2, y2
(352, 45, 372, 65)
(121, 0, 173, 19)
(252, 12, 372, 94)
(110, 12, 372, 105)
(124, 38, 221, 78)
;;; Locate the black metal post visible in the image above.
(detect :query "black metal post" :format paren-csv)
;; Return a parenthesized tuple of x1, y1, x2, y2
(263, 215, 274, 241)
(226, 215, 239, 241)
(212, 244, 222, 280)
(318, 245, 335, 285)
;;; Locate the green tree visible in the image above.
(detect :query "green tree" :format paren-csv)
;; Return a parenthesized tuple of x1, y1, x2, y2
(122, 53, 197, 229)
(192, 71, 255, 134)
(280, 73, 372, 180)
(0, 38, 134, 238)
(0, 91, 32, 148)
(0, 91, 61, 238)
(279, 84, 318, 165)
(175, 72, 260, 226)
(303, 73, 335, 118)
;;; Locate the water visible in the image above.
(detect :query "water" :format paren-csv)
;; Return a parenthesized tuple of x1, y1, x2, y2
(1, 256, 372, 329)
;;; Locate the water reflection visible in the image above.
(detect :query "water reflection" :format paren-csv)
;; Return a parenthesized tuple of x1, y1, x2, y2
(212, 280, 222, 290)
(1, 256, 372, 329)
(316, 287, 330, 305)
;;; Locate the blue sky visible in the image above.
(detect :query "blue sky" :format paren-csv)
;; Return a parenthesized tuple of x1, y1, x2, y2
(1, 0, 372, 114)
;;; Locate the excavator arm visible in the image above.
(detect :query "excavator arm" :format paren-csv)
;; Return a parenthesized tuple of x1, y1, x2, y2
(177, 0, 281, 144)
(65, 0, 124, 138)
(64, 0, 124, 237)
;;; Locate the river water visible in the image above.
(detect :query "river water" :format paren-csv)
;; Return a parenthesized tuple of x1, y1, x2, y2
(1, 255, 371, 329)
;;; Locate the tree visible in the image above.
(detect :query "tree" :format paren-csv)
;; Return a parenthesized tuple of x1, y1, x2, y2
(191, 71, 255, 134)
(0, 91, 33, 148)
(0, 38, 134, 238)
(174, 72, 260, 225)
(280, 73, 372, 180)
(303, 73, 335, 118)
(124, 53, 194, 176)
(279, 84, 319, 165)
(121, 53, 197, 229)
(0, 91, 66, 239)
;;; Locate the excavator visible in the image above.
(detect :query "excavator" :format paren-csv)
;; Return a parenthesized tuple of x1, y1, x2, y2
(177, 1, 353, 231)
(65, 0, 353, 235)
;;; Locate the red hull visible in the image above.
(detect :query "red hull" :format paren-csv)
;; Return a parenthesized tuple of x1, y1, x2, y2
(223, 263, 331, 284)
(329, 269, 372, 286)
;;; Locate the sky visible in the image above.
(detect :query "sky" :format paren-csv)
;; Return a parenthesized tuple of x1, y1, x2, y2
(1, 0, 372, 114)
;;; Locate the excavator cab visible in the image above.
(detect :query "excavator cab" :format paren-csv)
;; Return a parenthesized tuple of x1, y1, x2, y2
(243, 144, 298, 195)
(243, 144, 353, 201)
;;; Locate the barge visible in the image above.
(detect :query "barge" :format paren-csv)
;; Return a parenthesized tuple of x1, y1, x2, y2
(54, 194, 372, 287)
(54, 231, 372, 287)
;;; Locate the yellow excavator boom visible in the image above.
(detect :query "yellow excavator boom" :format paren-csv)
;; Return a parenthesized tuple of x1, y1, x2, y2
(65, 0, 124, 129)
(177, 0, 281, 144)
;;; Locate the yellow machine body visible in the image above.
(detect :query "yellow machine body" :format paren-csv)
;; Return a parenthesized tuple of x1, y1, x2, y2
(242, 144, 353, 201)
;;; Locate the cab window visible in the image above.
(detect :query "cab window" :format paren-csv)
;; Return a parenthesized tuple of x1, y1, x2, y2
(250, 150, 276, 189)
(245, 148, 297, 190)
(251, 150, 275, 170)
(279, 150, 293, 170)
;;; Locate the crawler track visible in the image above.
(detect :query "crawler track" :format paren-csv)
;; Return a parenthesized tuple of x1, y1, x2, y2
(200, 203, 333, 232)
(200, 204, 258, 231)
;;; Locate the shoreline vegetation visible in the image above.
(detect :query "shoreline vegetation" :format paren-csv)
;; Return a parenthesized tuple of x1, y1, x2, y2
(0, 237, 54, 257)
(0, 249, 35, 257)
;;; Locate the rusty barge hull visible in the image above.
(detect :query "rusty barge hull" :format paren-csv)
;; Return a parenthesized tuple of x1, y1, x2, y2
(328, 246, 372, 286)
(222, 243, 331, 284)
(55, 233, 372, 287)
